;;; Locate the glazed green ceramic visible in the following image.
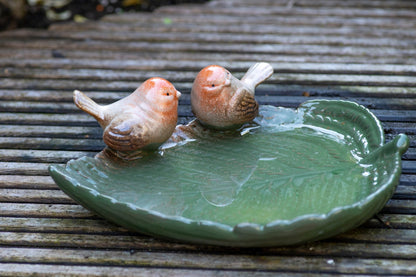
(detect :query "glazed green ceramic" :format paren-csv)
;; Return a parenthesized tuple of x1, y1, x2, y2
(49, 100, 409, 247)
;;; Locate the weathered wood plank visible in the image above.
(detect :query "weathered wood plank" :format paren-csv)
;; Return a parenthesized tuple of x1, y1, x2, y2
(0, 162, 56, 176)
(0, 101, 76, 114)
(3, 29, 415, 49)
(1, 246, 416, 276)
(2, 48, 415, 65)
(1, 235, 416, 275)
(5, 19, 416, 39)
(0, 78, 153, 92)
(365, 214, 416, 229)
(0, 89, 122, 102)
(0, 264, 303, 277)
(156, 4, 416, 19)
(0, 189, 73, 204)
(336, 228, 416, 245)
(401, 149, 416, 160)
(383, 122, 416, 135)
(3, 68, 416, 86)
(0, 105, 191, 118)
(0, 125, 101, 138)
(3, 80, 416, 99)
(0, 231, 157, 249)
(0, 137, 104, 151)
(371, 110, 416, 122)
(0, 175, 57, 189)
(382, 199, 416, 214)
(398, 161, 416, 174)
(394, 185, 416, 199)
(102, 8, 416, 27)
(0, 149, 92, 163)
(210, 0, 416, 9)
(0, 217, 127, 234)
(3, 59, 416, 76)
(276, 242, 416, 260)
(0, 203, 93, 218)
(1, 40, 415, 59)
(0, 113, 100, 126)
(399, 174, 416, 185)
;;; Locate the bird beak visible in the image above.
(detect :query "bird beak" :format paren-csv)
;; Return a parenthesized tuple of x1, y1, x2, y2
(176, 90, 181, 98)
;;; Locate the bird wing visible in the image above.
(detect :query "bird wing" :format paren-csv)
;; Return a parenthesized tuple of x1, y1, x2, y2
(234, 91, 259, 122)
(103, 114, 150, 152)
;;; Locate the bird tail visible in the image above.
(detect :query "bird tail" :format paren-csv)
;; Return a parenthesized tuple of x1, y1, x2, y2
(73, 90, 105, 122)
(241, 62, 274, 92)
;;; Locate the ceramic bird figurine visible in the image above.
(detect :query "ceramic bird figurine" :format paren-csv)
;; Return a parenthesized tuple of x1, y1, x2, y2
(191, 62, 273, 129)
(73, 77, 181, 152)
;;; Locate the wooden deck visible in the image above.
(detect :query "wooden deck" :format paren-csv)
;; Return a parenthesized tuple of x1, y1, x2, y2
(0, 0, 416, 275)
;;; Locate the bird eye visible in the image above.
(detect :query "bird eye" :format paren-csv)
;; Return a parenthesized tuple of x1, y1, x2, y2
(211, 84, 215, 87)
(166, 92, 170, 96)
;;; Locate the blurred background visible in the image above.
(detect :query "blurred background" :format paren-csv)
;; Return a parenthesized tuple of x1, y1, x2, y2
(0, 0, 207, 30)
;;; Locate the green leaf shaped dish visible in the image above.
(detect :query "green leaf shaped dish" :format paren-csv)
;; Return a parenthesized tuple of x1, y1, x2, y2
(49, 100, 409, 247)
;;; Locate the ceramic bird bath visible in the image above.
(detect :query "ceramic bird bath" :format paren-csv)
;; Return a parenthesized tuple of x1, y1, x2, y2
(49, 99, 409, 247)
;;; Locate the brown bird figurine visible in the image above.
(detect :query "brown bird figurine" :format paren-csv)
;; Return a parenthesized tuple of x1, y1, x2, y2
(191, 62, 273, 129)
(73, 77, 181, 152)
